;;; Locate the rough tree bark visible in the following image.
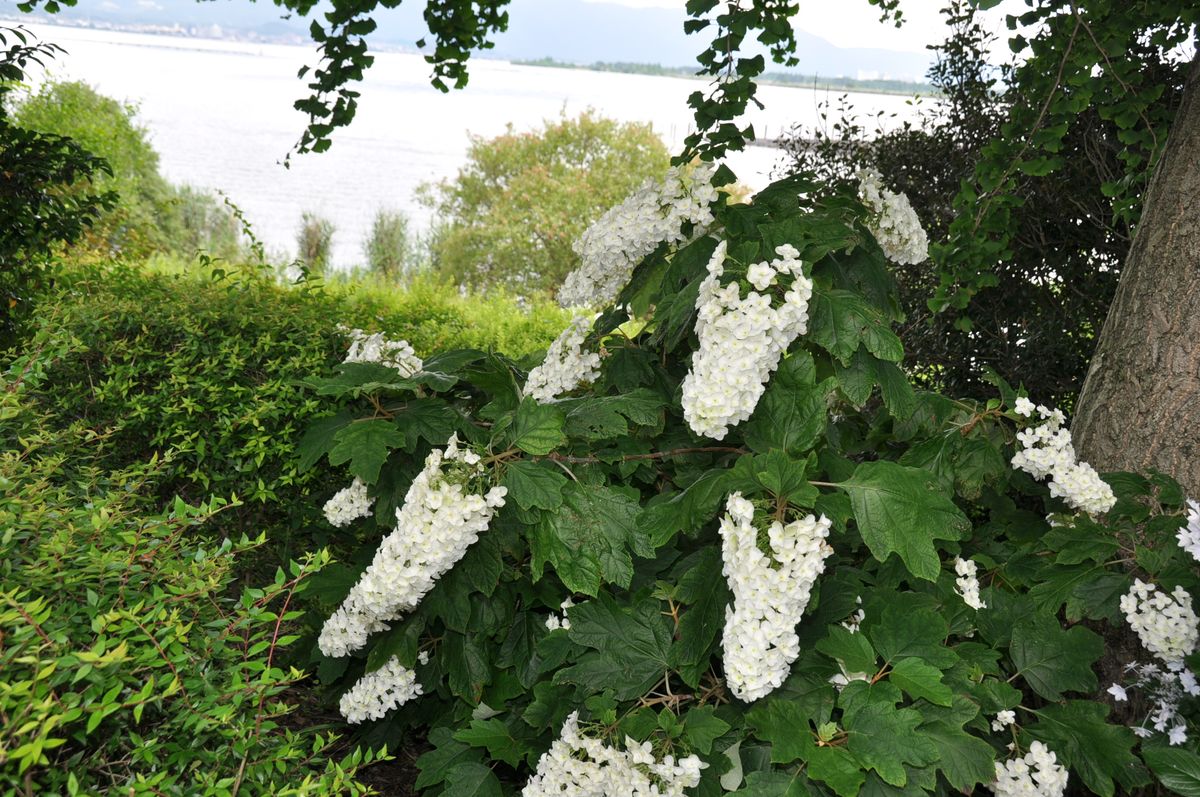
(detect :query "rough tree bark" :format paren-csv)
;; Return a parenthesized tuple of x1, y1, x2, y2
(1074, 52, 1200, 494)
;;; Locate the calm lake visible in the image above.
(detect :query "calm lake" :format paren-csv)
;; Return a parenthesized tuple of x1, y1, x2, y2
(17, 21, 926, 268)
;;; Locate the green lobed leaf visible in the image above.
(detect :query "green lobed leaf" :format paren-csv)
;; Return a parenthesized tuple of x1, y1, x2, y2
(808, 288, 903, 365)
(415, 728, 483, 790)
(743, 351, 832, 456)
(453, 718, 525, 768)
(888, 658, 953, 707)
(839, 460, 970, 581)
(510, 397, 566, 455)
(1026, 701, 1148, 797)
(1143, 747, 1200, 797)
(530, 483, 649, 596)
(844, 701, 938, 788)
(327, 419, 406, 483)
(1009, 614, 1103, 701)
(554, 594, 673, 701)
(502, 460, 568, 511)
(440, 761, 503, 797)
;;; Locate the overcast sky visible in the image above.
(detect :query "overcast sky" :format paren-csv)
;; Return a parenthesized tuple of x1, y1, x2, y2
(582, 0, 1027, 55)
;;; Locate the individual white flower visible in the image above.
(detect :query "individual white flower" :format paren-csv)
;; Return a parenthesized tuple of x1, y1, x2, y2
(558, 162, 718, 309)
(338, 656, 423, 724)
(841, 596, 864, 634)
(1181, 669, 1200, 696)
(857, 168, 929, 265)
(1014, 397, 1036, 417)
(1107, 683, 1128, 702)
(1010, 401, 1115, 515)
(1171, 725, 1189, 745)
(1121, 579, 1200, 667)
(417, 650, 430, 666)
(524, 314, 602, 403)
(681, 241, 813, 440)
(719, 493, 833, 702)
(989, 741, 1068, 797)
(545, 598, 575, 631)
(522, 711, 706, 797)
(318, 434, 508, 658)
(954, 556, 987, 610)
(339, 325, 423, 377)
(323, 477, 374, 527)
(991, 710, 1017, 732)
(1178, 499, 1200, 562)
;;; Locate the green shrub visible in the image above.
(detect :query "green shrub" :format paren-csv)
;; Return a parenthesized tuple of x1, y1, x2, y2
(329, 273, 571, 357)
(298, 212, 336, 275)
(11, 80, 173, 259)
(0, 29, 115, 346)
(363, 209, 417, 278)
(16, 262, 564, 549)
(422, 109, 669, 294)
(298, 168, 1197, 796)
(0, 382, 382, 795)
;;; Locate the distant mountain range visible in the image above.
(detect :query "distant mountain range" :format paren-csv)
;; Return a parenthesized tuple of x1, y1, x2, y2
(3, 0, 934, 81)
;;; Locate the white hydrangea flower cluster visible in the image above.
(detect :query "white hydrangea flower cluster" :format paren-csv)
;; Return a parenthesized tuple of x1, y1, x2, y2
(1112, 661, 1200, 744)
(719, 493, 833, 702)
(989, 741, 1068, 797)
(954, 556, 987, 610)
(524, 314, 602, 403)
(991, 710, 1016, 732)
(856, 168, 929, 266)
(1178, 499, 1200, 562)
(1010, 401, 1116, 515)
(340, 325, 423, 377)
(1121, 579, 1200, 667)
(319, 434, 508, 658)
(522, 711, 706, 797)
(681, 241, 814, 440)
(323, 477, 374, 527)
(338, 656, 423, 724)
(545, 597, 575, 632)
(558, 162, 719, 309)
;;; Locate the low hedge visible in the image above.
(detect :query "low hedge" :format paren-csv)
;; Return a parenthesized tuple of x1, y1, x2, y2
(12, 262, 566, 554)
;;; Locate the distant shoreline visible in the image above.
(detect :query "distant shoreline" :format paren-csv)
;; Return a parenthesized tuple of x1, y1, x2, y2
(513, 57, 936, 98)
(8, 16, 934, 99)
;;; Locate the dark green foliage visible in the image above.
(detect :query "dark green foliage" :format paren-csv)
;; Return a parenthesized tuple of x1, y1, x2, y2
(0, 28, 115, 344)
(780, 1, 1187, 408)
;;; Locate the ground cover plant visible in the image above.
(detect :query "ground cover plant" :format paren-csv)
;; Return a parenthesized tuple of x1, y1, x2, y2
(297, 162, 1200, 795)
(0, 354, 383, 795)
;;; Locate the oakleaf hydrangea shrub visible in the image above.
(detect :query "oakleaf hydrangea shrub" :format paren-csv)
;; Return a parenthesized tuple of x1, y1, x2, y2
(298, 167, 1200, 796)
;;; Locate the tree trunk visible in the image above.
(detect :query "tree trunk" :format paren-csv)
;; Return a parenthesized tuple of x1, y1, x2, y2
(1074, 52, 1200, 494)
